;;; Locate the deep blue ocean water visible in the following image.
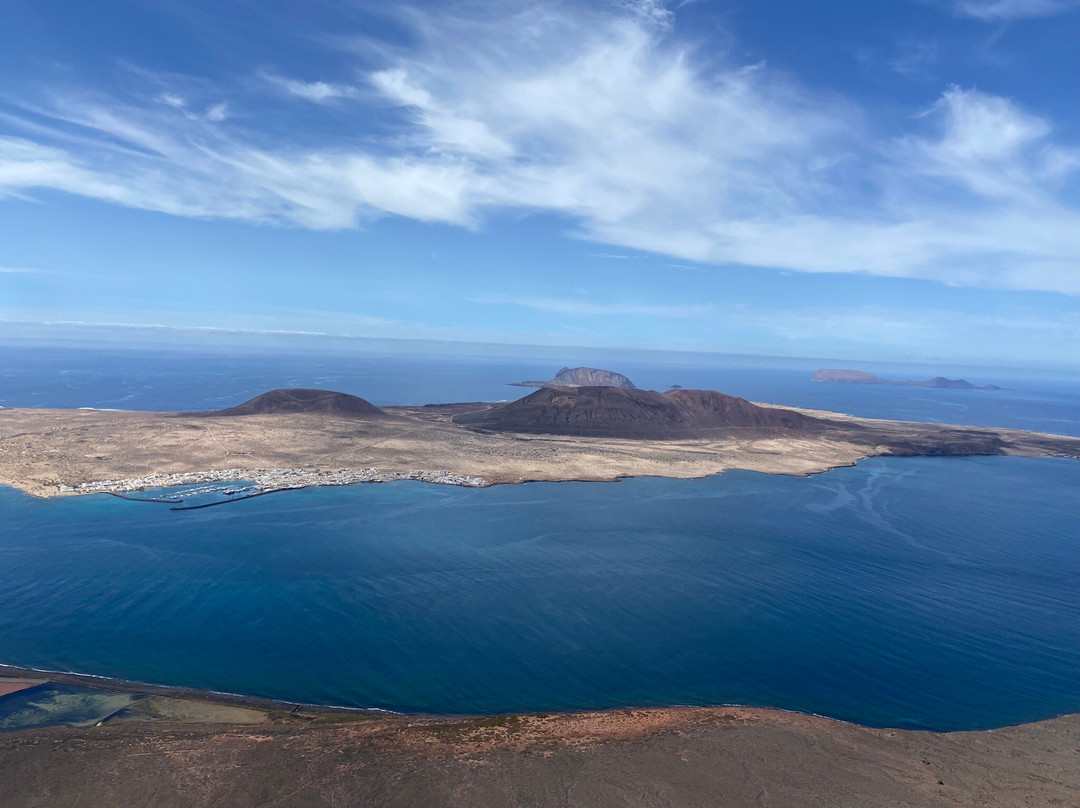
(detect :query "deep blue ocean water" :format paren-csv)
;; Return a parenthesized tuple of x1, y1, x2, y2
(1, 458, 1077, 731)
(1, 345, 1078, 730)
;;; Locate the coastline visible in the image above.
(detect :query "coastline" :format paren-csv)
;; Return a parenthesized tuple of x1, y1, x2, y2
(1, 401, 1077, 500)
(2, 660, 1075, 732)
(0, 662, 388, 718)
(42, 462, 849, 501)
(3, 663, 1079, 808)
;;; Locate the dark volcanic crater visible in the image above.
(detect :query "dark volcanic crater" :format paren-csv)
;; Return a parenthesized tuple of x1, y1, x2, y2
(457, 386, 821, 438)
(197, 388, 388, 419)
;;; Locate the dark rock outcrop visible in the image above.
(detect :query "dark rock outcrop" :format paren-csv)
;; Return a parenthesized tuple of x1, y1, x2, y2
(875, 429, 1008, 457)
(199, 389, 387, 418)
(458, 386, 819, 438)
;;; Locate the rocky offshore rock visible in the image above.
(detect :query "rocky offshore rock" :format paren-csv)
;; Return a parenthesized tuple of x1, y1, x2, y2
(513, 367, 637, 388)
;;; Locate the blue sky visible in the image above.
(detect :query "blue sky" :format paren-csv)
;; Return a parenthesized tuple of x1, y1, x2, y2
(1, 0, 1078, 366)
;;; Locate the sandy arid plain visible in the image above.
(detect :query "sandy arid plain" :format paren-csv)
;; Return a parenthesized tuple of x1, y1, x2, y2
(0, 398, 1077, 498)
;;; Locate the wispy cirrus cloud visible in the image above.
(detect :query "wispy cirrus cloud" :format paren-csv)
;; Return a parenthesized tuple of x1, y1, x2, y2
(473, 293, 710, 318)
(721, 303, 1080, 366)
(0, 1, 1078, 295)
(150, 90, 228, 121)
(204, 102, 229, 122)
(263, 74, 360, 103)
(943, 0, 1080, 20)
(0, 265, 42, 273)
(8, 300, 1074, 366)
(728, 304, 1080, 345)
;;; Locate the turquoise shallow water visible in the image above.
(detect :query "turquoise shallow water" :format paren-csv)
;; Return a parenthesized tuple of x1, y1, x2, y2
(1, 456, 1077, 731)
(0, 684, 139, 731)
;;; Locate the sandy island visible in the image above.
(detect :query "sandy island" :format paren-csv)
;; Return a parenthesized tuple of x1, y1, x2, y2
(0, 398, 1077, 499)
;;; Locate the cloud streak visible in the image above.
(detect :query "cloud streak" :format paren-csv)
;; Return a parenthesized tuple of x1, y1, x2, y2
(0, 1, 1078, 294)
(946, 0, 1080, 20)
(0, 265, 41, 273)
(473, 293, 711, 318)
(264, 74, 360, 103)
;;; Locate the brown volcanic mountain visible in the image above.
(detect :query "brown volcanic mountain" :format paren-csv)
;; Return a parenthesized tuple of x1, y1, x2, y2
(201, 388, 387, 418)
(457, 386, 819, 438)
(513, 366, 637, 388)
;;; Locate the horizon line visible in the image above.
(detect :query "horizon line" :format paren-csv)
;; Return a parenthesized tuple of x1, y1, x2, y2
(1, 319, 1078, 377)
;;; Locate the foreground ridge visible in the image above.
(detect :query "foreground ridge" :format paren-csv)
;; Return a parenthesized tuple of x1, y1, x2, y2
(0, 664, 1076, 808)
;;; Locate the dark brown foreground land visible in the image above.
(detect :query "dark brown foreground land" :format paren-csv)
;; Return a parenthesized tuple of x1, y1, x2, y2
(3, 703, 1079, 807)
(1, 668, 1077, 808)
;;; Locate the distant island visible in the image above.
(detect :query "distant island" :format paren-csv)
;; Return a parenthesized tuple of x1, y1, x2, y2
(512, 366, 636, 388)
(1, 379, 1076, 500)
(812, 369, 1001, 390)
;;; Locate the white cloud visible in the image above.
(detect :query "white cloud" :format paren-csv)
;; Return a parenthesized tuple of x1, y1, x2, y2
(157, 93, 186, 109)
(730, 304, 1079, 343)
(0, 265, 41, 273)
(893, 87, 1079, 209)
(0, 1, 1078, 295)
(156, 90, 228, 122)
(948, 0, 1080, 20)
(723, 303, 1080, 366)
(614, 0, 675, 27)
(265, 74, 359, 103)
(204, 102, 228, 122)
(369, 68, 513, 158)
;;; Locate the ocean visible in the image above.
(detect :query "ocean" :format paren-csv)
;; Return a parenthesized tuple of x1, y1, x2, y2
(0, 344, 1078, 730)
(2, 344, 1079, 435)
